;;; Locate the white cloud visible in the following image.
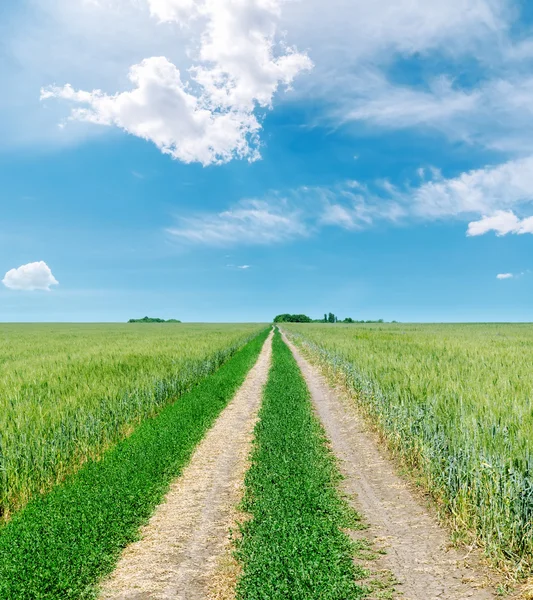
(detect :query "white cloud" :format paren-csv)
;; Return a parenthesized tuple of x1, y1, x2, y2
(467, 211, 533, 236)
(168, 198, 308, 245)
(467, 211, 520, 236)
(411, 156, 533, 220)
(41, 0, 312, 165)
(148, 0, 199, 23)
(42, 58, 262, 165)
(2, 261, 59, 291)
(237, 264, 250, 269)
(496, 273, 513, 279)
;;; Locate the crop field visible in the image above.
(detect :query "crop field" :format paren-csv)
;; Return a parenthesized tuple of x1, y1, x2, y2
(0, 328, 269, 599)
(0, 323, 264, 518)
(284, 323, 533, 572)
(3, 321, 532, 599)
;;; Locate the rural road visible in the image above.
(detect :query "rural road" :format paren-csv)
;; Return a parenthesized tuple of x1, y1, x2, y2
(282, 331, 497, 600)
(100, 331, 273, 600)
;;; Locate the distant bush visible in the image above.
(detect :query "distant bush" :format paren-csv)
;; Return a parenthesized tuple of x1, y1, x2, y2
(273, 314, 313, 323)
(128, 317, 182, 323)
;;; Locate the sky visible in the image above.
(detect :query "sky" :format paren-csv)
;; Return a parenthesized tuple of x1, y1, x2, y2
(2, 0, 533, 322)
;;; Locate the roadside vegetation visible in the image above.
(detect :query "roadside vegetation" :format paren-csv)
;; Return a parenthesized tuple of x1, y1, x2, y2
(0, 328, 269, 600)
(285, 322, 533, 576)
(0, 323, 264, 518)
(236, 329, 367, 599)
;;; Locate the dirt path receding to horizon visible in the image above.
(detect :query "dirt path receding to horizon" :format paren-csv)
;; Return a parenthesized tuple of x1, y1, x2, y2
(282, 331, 497, 600)
(99, 331, 272, 600)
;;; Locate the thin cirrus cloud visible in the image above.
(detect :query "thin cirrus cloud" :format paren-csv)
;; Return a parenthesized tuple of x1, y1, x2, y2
(167, 155, 533, 247)
(167, 181, 407, 247)
(285, 0, 529, 153)
(226, 264, 251, 270)
(282, 0, 533, 164)
(40, 0, 313, 166)
(168, 199, 309, 246)
(2, 261, 59, 291)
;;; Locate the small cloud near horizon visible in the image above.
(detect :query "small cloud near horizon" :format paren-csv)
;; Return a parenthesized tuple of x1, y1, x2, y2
(2, 261, 59, 291)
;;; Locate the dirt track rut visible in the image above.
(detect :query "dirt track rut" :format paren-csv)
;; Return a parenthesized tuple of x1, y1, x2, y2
(100, 331, 272, 600)
(283, 331, 496, 600)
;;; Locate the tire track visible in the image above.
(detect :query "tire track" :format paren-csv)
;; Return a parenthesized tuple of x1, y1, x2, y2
(100, 331, 273, 600)
(282, 331, 496, 600)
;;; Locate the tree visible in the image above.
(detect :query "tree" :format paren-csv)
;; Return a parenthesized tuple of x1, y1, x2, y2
(273, 314, 312, 323)
(328, 312, 336, 323)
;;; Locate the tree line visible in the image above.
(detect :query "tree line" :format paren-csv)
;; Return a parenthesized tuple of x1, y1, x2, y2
(128, 317, 182, 323)
(273, 313, 389, 324)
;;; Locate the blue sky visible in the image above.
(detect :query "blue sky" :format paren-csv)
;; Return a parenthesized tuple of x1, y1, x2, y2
(2, 0, 533, 322)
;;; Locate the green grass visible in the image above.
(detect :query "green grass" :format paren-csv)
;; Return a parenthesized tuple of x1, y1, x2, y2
(0, 323, 264, 517)
(284, 323, 533, 574)
(0, 328, 269, 600)
(236, 329, 367, 599)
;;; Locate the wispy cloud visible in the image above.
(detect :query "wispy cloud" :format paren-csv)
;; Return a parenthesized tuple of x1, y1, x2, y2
(168, 198, 308, 246)
(325, 157, 533, 236)
(496, 270, 530, 279)
(226, 264, 251, 269)
(167, 180, 410, 247)
(334, 72, 480, 132)
(166, 156, 533, 246)
(283, 1, 533, 156)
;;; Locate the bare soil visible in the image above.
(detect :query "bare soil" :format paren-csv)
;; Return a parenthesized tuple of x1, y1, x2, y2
(283, 332, 497, 600)
(99, 331, 273, 600)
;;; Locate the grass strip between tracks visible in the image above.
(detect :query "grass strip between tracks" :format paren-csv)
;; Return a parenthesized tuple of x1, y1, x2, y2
(236, 329, 367, 599)
(0, 328, 270, 600)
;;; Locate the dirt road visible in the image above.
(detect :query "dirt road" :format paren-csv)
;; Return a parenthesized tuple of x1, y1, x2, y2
(100, 331, 272, 600)
(283, 332, 496, 600)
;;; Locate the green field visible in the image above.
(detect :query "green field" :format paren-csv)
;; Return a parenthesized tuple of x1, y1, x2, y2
(3, 320, 532, 596)
(0, 323, 264, 518)
(0, 329, 269, 599)
(284, 323, 533, 572)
